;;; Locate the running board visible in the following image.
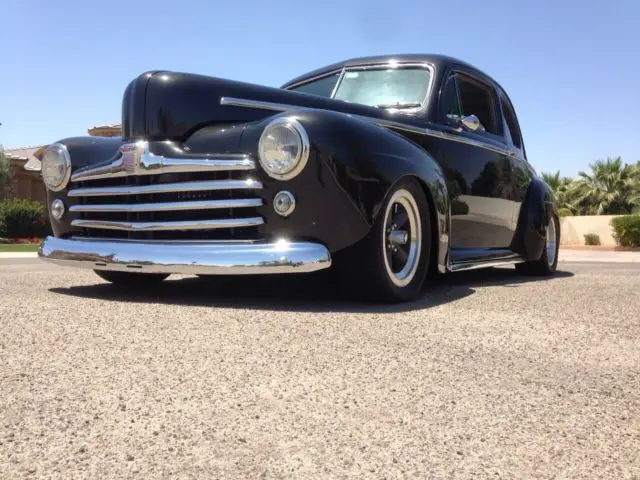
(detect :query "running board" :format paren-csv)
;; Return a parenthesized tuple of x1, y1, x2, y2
(448, 257, 525, 272)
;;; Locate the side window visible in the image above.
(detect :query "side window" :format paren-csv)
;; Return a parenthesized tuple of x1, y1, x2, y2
(439, 75, 463, 124)
(287, 72, 340, 98)
(500, 97, 523, 149)
(456, 74, 499, 135)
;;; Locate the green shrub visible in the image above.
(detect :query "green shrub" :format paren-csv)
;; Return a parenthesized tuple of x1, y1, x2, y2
(584, 233, 601, 245)
(0, 198, 50, 238)
(556, 207, 573, 217)
(610, 214, 640, 248)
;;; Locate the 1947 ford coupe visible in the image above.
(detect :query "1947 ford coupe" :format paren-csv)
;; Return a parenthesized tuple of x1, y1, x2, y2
(38, 54, 560, 302)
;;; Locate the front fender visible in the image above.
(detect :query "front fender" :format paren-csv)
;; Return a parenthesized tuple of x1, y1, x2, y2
(43, 136, 125, 237)
(238, 109, 449, 266)
(54, 136, 126, 171)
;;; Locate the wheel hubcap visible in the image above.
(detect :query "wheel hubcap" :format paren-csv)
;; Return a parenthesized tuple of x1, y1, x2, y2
(546, 217, 557, 266)
(382, 189, 421, 287)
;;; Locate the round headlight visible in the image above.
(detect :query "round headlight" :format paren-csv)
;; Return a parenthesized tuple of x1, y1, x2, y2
(41, 143, 71, 191)
(258, 117, 309, 180)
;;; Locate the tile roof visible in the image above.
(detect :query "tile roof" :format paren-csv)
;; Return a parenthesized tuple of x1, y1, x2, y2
(90, 122, 121, 129)
(4, 146, 44, 172)
(3, 123, 122, 174)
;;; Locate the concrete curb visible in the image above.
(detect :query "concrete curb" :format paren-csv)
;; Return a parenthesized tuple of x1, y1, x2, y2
(561, 245, 640, 252)
(0, 252, 39, 259)
(558, 250, 639, 263)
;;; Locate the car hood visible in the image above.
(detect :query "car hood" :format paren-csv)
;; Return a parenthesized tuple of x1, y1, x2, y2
(121, 70, 423, 141)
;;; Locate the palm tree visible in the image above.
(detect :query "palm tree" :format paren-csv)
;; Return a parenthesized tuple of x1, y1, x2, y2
(542, 170, 571, 192)
(567, 157, 640, 215)
(541, 170, 577, 214)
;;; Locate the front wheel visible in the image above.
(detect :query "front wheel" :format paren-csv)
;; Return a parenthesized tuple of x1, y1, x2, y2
(94, 270, 170, 285)
(515, 213, 559, 276)
(335, 178, 432, 303)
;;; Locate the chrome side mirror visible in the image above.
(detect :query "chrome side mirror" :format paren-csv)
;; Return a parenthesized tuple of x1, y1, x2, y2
(460, 114, 485, 132)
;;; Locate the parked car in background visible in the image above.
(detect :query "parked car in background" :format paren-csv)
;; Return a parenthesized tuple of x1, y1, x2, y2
(38, 54, 559, 302)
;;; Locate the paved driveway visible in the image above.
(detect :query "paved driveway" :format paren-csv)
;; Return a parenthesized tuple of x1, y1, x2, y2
(1, 259, 639, 479)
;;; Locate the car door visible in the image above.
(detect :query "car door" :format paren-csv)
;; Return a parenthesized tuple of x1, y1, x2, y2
(433, 69, 517, 253)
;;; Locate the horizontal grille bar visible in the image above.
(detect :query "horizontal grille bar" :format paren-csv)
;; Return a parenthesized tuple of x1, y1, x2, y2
(69, 198, 263, 213)
(68, 179, 263, 197)
(71, 217, 264, 232)
(71, 157, 256, 182)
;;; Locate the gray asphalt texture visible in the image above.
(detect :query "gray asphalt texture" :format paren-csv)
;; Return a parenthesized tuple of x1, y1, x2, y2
(1, 260, 639, 479)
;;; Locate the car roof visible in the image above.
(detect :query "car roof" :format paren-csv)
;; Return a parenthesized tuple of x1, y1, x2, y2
(280, 53, 496, 88)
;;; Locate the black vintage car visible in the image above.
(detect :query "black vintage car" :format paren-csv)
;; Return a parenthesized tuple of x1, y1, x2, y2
(38, 54, 559, 302)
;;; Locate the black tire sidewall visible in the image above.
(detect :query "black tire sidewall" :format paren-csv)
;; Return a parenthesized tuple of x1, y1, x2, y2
(517, 213, 559, 275)
(367, 178, 432, 302)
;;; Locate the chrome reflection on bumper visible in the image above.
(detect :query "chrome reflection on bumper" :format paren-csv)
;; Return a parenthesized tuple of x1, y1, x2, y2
(38, 236, 332, 275)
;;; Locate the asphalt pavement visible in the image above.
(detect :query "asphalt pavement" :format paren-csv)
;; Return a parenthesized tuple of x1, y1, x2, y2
(1, 258, 639, 479)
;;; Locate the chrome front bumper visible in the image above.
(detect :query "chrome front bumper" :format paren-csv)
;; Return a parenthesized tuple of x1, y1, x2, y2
(38, 236, 332, 275)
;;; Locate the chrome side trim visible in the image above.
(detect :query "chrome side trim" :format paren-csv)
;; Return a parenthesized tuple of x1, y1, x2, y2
(71, 141, 255, 182)
(448, 257, 524, 272)
(71, 217, 264, 232)
(69, 198, 263, 213)
(372, 118, 431, 136)
(374, 119, 515, 157)
(68, 179, 263, 197)
(219, 97, 514, 157)
(38, 236, 332, 275)
(220, 97, 296, 112)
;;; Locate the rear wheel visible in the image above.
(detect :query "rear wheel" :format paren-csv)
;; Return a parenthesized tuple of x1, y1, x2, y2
(515, 213, 559, 276)
(335, 178, 432, 303)
(94, 270, 170, 285)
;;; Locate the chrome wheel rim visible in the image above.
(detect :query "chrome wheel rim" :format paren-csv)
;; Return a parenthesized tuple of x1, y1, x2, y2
(382, 189, 421, 287)
(546, 217, 557, 266)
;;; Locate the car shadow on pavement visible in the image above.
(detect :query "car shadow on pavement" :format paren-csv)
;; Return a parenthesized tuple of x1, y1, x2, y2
(50, 267, 575, 313)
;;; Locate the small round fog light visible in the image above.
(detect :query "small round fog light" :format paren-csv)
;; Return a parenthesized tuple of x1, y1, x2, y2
(273, 191, 295, 217)
(51, 199, 65, 220)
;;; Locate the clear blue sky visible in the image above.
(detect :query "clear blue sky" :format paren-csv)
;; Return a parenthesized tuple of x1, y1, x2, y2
(1, 0, 638, 176)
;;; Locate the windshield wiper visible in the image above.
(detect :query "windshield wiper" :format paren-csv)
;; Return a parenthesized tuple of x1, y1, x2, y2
(375, 102, 422, 109)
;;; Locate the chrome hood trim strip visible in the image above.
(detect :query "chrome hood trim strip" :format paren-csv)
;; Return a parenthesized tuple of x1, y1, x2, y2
(71, 141, 255, 182)
(38, 236, 332, 275)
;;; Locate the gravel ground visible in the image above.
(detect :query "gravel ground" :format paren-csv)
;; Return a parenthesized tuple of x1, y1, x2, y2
(1, 260, 639, 479)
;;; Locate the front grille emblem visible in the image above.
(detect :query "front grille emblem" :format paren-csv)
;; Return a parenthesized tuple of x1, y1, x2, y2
(120, 143, 142, 174)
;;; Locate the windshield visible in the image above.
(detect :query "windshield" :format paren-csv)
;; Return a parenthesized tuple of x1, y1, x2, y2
(333, 67, 431, 108)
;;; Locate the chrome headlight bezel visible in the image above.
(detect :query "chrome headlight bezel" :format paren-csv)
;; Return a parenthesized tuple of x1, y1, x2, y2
(41, 143, 72, 192)
(257, 117, 310, 181)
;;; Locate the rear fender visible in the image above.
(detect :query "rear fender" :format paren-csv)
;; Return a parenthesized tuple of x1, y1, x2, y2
(511, 178, 556, 260)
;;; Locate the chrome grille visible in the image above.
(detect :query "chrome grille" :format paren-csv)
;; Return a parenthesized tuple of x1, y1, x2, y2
(69, 141, 264, 241)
